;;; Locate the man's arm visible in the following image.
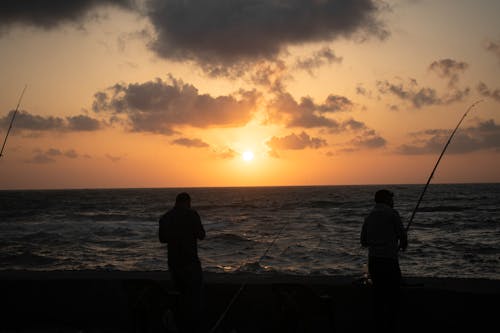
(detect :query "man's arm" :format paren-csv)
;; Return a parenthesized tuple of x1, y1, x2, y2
(158, 214, 169, 243)
(360, 218, 368, 247)
(193, 211, 206, 240)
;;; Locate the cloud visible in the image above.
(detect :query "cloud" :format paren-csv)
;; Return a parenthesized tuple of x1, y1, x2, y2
(66, 115, 102, 131)
(294, 47, 343, 75)
(477, 82, 500, 102)
(171, 137, 210, 148)
(0, 110, 102, 133)
(145, 0, 388, 68)
(92, 76, 260, 134)
(250, 60, 289, 90)
(105, 153, 123, 162)
(266, 131, 327, 153)
(355, 84, 370, 97)
(428, 58, 469, 87)
(484, 39, 500, 63)
(25, 148, 82, 163)
(350, 129, 386, 148)
(212, 147, 238, 159)
(0, 0, 135, 30)
(266, 91, 353, 128)
(376, 78, 470, 108)
(397, 119, 500, 154)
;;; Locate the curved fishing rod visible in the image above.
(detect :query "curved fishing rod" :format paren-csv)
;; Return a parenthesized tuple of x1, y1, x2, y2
(406, 100, 483, 232)
(208, 218, 291, 333)
(0, 85, 28, 158)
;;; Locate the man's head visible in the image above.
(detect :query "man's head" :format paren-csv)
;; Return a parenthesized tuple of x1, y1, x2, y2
(374, 189, 394, 207)
(175, 192, 191, 208)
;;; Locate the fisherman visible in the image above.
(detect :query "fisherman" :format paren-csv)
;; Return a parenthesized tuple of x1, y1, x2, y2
(159, 192, 206, 333)
(360, 189, 408, 333)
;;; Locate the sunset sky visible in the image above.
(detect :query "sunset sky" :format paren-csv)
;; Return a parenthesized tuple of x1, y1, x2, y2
(1, 0, 499, 189)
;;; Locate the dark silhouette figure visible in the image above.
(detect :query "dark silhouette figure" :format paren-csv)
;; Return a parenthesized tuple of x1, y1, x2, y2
(159, 192, 206, 333)
(361, 189, 408, 333)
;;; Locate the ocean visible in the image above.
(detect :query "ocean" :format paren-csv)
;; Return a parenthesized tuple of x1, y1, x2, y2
(0, 184, 499, 279)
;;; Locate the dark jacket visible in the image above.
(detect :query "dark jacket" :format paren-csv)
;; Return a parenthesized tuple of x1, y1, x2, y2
(159, 206, 206, 268)
(361, 203, 407, 260)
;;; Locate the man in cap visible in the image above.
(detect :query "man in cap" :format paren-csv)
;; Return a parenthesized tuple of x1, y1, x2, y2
(361, 189, 408, 332)
(159, 192, 206, 333)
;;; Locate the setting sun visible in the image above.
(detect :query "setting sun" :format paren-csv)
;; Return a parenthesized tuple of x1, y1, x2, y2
(242, 151, 254, 162)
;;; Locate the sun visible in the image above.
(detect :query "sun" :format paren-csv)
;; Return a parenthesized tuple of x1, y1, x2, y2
(242, 151, 254, 162)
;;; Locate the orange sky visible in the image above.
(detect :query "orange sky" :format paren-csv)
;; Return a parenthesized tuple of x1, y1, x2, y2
(1, 0, 499, 189)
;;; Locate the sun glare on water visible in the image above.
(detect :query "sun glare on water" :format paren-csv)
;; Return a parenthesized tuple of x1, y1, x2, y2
(242, 151, 254, 162)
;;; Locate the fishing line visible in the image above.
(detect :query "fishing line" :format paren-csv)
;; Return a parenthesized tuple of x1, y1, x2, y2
(1, 85, 28, 159)
(208, 217, 291, 333)
(406, 100, 483, 232)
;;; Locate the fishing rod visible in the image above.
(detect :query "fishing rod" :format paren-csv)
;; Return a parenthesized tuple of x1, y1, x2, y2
(0, 85, 28, 158)
(406, 100, 483, 232)
(208, 218, 291, 333)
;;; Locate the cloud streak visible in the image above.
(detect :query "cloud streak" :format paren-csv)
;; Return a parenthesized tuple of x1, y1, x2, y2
(376, 78, 470, 109)
(484, 39, 500, 64)
(0, 111, 101, 132)
(397, 119, 500, 154)
(266, 91, 353, 128)
(26, 148, 83, 164)
(267, 131, 327, 154)
(93, 76, 260, 134)
(477, 82, 500, 102)
(171, 137, 210, 148)
(294, 47, 343, 75)
(428, 58, 468, 87)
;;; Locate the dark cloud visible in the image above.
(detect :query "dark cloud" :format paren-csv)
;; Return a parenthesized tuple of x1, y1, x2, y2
(1, 111, 64, 131)
(266, 132, 327, 153)
(146, 0, 388, 67)
(0, 0, 135, 30)
(66, 115, 102, 131)
(484, 39, 500, 63)
(477, 82, 500, 102)
(93, 76, 260, 134)
(171, 137, 210, 148)
(294, 47, 342, 75)
(376, 78, 470, 108)
(340, 118, 367, 131)
(397, 119, 500, 154)
(266, 91, 353, 128)
(93, 77, 259, 135)
(0, 110, 102, 133)
(428, 58, 469, 87)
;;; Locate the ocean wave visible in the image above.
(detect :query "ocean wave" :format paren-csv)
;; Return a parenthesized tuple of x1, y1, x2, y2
(93, 226, 138, 238)
(0, 250, 58, 266)
(209, 233, 256, 244)
(417, 205, 472, 212)
(71, 211, 133, 221)
(16, 231, 69, 246)
(307, 200, 344, 208)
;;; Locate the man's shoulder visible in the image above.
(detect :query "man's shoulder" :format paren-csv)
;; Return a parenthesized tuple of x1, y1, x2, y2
(368, 204, 400, 218)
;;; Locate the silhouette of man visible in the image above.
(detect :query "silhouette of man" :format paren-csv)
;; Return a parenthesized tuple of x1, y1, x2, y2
(361, 189, 407, 333)
(159, 192, 206, 333)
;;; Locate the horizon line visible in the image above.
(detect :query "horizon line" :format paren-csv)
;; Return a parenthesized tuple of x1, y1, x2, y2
(1, 181, 498, 191)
